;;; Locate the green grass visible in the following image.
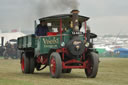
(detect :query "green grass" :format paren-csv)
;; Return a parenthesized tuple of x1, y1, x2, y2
(0, 58, 128, 85)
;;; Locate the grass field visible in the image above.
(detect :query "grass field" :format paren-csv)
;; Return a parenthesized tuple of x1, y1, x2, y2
(0, 58, 128, 85)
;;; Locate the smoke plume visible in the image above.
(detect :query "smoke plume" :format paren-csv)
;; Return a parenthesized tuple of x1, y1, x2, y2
(0, 0, 79, 33)
(29, 0, 79, 18)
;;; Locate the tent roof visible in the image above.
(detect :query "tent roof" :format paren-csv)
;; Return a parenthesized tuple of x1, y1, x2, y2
(0, 32, 25, 46)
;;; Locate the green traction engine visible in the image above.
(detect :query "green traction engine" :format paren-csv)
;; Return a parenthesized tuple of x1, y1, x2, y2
(18, 10, 99, 78)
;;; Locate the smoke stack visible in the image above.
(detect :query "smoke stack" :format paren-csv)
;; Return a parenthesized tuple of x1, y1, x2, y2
(71, 9, 79, 32)
(71, 9, 79, 14)
(1, 37, 4, 46)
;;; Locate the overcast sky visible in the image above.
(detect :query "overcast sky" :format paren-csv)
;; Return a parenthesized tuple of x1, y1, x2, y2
(0, 0, 128, 35)
(78, 0, 128, 35)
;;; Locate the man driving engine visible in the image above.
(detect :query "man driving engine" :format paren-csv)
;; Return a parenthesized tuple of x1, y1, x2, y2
(35, 20, 49, 36)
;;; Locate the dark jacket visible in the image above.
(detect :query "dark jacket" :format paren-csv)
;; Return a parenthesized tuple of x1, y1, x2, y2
(35, 24, 49, 36)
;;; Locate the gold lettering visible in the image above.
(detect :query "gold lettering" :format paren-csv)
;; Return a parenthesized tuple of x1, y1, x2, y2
(44, 45, 58, 48)
(43, 39, 46, 44)
(43, 37, 59, 45)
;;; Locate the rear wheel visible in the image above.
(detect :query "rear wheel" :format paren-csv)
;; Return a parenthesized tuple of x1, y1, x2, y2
(85, 52, 99, 78)
(21, 52, 35, 74)
(21, 53, 30, 73)
(49, 52, 62, 78)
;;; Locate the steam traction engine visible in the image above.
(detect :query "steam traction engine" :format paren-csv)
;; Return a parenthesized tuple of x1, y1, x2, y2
(17, 10, 99, 78)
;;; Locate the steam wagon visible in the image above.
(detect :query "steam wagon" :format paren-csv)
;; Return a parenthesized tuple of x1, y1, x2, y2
(17, 10, 99, 78)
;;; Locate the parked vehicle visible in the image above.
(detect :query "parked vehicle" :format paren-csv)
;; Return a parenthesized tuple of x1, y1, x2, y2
(3, 39, 20, 59)
(0, 37, 5, 56)
(0, 46, 5, 56)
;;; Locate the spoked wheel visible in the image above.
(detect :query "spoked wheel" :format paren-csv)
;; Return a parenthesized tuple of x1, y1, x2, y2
(62, 69, 72, 73)
(85, 52, 99, 78)
(49, 52, 62, 78)
(21, 52, 35, 74)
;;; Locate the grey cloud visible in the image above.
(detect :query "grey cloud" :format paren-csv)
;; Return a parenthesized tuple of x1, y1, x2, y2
(78, 0, 128, 16)
(0, 0, 79, 33)
(78, 0, 128, 35)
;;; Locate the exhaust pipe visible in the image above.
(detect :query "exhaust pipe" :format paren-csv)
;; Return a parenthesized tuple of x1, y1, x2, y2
(71, 9, 79, 32)
(1, 37, 4, 46)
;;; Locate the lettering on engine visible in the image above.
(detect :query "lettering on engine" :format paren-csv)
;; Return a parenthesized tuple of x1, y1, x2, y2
(43, 37, 59, 45)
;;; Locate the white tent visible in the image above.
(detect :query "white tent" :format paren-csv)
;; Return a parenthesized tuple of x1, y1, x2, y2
(0, 32, 26, 46)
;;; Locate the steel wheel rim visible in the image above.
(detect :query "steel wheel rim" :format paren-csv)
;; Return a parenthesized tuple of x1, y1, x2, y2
(50, 57, 56, 75)
(21, 56, 24, 71)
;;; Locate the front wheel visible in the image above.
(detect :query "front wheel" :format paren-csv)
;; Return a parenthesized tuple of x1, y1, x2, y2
(49, 52, 62, 78)
(21, 53, 30, 73)
(85, 52, 99, 78)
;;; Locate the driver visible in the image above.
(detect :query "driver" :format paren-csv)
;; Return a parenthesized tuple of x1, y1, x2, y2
(35, 20, 49, 36)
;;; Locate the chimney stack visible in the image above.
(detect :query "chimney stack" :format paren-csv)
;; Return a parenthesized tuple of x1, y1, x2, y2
(1, 37, 4, 46)
(71, 9, 79, 32)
